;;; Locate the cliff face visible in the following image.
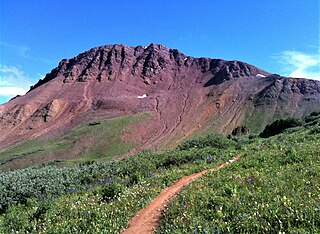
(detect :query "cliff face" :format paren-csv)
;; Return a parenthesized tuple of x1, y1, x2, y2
(29, 43, 267, 89)
(0, 43, 319, 158)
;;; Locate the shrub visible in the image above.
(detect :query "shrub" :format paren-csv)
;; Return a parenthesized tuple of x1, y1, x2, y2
(0, 145, 225, 214)
(309, 126, 320, 135)
(129, 172, 144, 184)
(178, 134, 234, 150)
(100, 182, 124, 201)
(304, 111, 320, 126)
(231, 126, 250, 136)
(308, 111, 320, 117)
(259, 118, 303, 138)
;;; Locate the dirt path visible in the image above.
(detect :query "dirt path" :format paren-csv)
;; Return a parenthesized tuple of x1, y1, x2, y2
(121, 154, 242, 234)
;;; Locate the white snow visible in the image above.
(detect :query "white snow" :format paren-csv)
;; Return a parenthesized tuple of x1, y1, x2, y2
(256, 74, 266, 78)
(184, 58, 188, 61)
(137, 94, 148, 99)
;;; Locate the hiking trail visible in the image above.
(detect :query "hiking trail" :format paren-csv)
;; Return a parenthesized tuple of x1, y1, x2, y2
(121, 154, 242, 234)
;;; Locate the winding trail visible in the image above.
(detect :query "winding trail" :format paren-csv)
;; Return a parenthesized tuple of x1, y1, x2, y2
(121, 154, 242, 234)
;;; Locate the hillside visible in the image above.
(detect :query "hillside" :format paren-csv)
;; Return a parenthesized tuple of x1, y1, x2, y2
(0, 43, 320, 169)
(0, 114, 319, 233)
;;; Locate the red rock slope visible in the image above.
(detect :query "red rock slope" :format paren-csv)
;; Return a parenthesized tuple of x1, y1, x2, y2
(0, 44, 319, 153)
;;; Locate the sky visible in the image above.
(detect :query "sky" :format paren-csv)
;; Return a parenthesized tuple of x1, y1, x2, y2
(0, 0, 319, 104)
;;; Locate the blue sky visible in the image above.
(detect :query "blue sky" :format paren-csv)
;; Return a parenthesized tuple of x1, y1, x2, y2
(0, 0, 319, 104)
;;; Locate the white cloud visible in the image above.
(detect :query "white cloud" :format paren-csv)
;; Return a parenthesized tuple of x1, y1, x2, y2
(276, 50, 320, 80)
(0, 65, 33, 98)
(0, 87, 27, 96)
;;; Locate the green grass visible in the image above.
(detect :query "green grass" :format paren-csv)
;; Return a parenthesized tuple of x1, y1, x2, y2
(157, 127, 320, 233)
(0, 143, 235, 233)
(0, 113, 149, 170)
(243, 108, 268, 133)
(0, 116, 319, 233)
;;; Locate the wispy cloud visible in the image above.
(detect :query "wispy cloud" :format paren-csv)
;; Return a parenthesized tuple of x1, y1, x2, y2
(0, 42, 54, 64)
(178, 37, 187, 41)
(275, 50, 320, 80)
(0, 42, 29, 57)
(0, 65, 34, 98)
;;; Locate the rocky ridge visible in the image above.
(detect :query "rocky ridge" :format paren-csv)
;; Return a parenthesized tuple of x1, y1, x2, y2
(29, 44, 267, 90)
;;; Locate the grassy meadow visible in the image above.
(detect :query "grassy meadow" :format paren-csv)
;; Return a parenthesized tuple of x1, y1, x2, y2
(157, 126, 320, 233)
(0, 113, 149, 170)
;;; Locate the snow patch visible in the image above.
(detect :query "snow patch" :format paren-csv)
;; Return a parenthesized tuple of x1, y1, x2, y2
(137, 94, 148, 99)
(184, 58, 188, 61)
(256, 74, 266, 78)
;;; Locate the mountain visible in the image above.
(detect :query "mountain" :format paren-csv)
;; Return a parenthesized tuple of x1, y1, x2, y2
(1, 43, 319, 169)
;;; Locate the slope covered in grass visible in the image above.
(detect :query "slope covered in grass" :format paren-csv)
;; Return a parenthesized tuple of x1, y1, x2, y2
(0, 113, 149, 170)
(157, 126, 320, 233)
(0, 135, 236, 233)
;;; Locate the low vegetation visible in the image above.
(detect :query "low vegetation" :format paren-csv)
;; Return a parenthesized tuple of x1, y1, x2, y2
(0, 112, 319, 233)
(157, 127, 320, 233)
(0, 139, 234, 233)
(0, 113, 149, 170)
(177, 133, 235, 151)
(259, 117, 303, 138)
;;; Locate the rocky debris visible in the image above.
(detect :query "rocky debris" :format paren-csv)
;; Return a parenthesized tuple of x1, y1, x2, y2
(254, 75, 320, 106)
(31, 99, 62, 122)
(169, 49, 187, 66)
(0, 104, 35, 126)
(132, 44, 169, 79)
(205, 60, 268, 86)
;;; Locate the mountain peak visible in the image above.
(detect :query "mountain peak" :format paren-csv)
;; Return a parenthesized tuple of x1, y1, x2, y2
(29, 43, 268, 92)
(1, 43, 319, 165)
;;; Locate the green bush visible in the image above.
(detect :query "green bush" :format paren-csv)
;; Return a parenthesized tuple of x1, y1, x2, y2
(100, 182, 124, 201)
(178, 133, 235, 150)
(231, 125, 250, 136)
(304, 111, 320, 126)
(0, 145, 229, 233)
(308, 111, 320, 117)
(278, 148, 303, 165)
(260, 118, 303, 138)
(309, 126, 320, 135)
(130, 172, 144, 184)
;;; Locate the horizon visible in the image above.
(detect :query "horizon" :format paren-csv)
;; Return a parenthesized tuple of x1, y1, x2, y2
(0, 0, 319, 104)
